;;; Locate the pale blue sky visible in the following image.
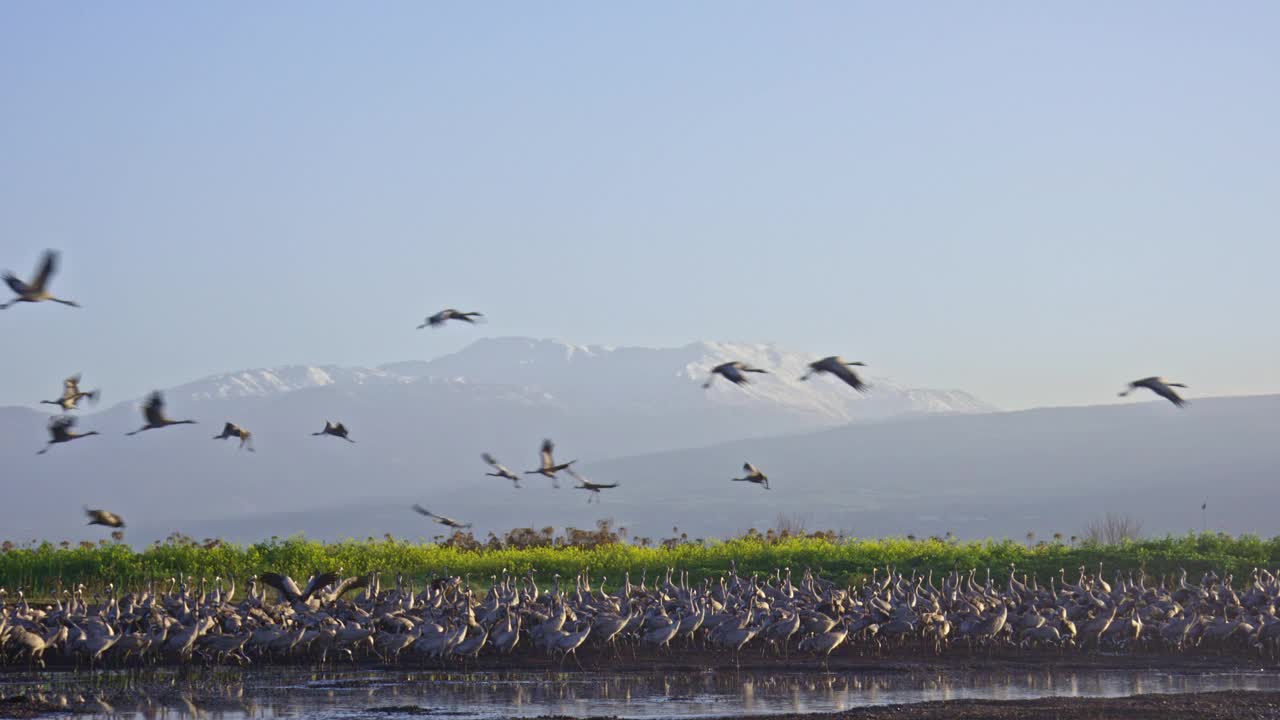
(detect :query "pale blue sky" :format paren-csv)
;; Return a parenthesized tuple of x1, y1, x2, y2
(1, 2, 1277, 410)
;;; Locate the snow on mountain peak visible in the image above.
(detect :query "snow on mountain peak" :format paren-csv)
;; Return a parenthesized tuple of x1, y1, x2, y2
(178, 365, 409, 401)
(167, 337, 996, 422)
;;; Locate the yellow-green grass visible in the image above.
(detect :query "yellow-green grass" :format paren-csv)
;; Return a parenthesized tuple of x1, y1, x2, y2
(2, 533, 1276, 596)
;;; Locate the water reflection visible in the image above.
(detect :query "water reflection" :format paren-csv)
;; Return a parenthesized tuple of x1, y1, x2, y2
(3, 667, 1279, 719)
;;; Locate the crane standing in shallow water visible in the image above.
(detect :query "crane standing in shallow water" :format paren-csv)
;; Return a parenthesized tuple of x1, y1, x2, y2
(1118, 377, 1188, 407)
(0, 249, 80, 310)
(125, 392, 197, 436)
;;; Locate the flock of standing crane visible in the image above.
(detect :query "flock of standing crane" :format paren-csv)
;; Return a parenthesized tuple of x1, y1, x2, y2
(6, 248, 1194, 534)
(4, 561, 1280, 671)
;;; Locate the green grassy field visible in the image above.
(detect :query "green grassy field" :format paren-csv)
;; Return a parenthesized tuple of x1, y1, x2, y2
(3, 531, 1277, 595)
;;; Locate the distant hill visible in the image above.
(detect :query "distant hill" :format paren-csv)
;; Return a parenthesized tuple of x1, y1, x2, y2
(173, 393, 1280, 545)
(0, 337, 994, 543)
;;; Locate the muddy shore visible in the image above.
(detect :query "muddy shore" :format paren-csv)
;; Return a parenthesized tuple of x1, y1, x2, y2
(6, 690, 1280, 719)
(532, 690, 1280, 720)
(1, 653, 1277, 719)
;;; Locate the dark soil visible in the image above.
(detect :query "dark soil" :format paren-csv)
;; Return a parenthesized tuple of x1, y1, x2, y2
(0, 695, 64, 719)
(699, 690, 1280, 720)
(4, 653, 1278, 719)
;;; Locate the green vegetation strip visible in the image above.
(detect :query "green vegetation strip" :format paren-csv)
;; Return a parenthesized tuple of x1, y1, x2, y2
(3, 533, 1278, 595)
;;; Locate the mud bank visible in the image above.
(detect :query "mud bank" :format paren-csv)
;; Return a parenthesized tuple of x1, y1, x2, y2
(2, 658, 1277, 719)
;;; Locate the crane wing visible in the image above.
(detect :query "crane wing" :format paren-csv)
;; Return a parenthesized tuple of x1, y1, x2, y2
(412, 504, 440, 521)
(1150, 382, 1186, 407)
(31, 250, 57, 292)
(259, 572, 304, 603)
(323, 573, 371, 603)
(831, 364, 867, 391)
(142, 392, 166, 424)
(301, 570, 342, 602)
(3, 273, 28, 295)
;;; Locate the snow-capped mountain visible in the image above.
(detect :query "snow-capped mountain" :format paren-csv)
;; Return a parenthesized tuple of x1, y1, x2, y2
(0, 337, 997, 544)
(157, 337, 995, 437)
(174, 337, 994, 416)
(175, 365, 411, 401)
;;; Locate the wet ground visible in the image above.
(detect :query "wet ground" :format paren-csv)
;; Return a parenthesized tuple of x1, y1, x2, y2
(1, 659, 1279, 719)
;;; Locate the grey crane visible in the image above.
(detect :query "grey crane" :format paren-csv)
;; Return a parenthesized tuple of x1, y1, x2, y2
(703, 361, 769, 389)
(0, 250, 79, 310)
(800, 356, 868, 391)
(525, 439, 576, 489)
(417, 309, 484, 329)
(482, 453, 521, 488)
(125, 392, 196, 436)
(412, 505, 473, 530)
(213, 422, 254, 451)
(85, 507, 125, 528)
(731, 462, 770, 490)
(37, 416, 99, 455)
(311, 421, 355, 442)
(566, 468, 619, 504)
(797, 617, 850, 661)
(40, 375, 98, 412)
(1118, 376, 1188, 407)
(259, 571, 342, 605)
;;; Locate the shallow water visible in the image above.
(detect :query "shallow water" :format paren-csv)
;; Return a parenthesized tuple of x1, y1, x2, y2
(5, 667, 1280, 718)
